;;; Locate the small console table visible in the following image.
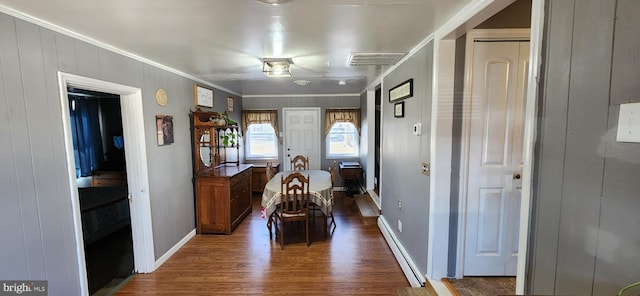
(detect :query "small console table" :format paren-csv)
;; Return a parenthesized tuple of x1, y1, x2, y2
(339, 161, 362, 195)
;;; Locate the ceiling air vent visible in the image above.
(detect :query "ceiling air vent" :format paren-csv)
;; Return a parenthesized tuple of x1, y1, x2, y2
(348, 52, 405, 66)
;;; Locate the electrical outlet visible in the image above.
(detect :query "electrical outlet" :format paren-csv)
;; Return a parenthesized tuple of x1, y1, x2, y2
(398, 220, 403, 232)
(421, 162, 430, 176)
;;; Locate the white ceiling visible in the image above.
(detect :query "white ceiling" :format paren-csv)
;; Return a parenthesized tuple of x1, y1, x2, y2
(0, 0, 473, 96)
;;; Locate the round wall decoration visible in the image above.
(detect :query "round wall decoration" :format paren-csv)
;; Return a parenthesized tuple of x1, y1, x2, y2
(155, 88, 168, 106)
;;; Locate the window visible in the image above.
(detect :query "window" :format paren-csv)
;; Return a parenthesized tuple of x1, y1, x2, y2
(325, 108, 360, 158)
(242, 110, 279, 160)
(245, 123, 278, 159)
(326, 122, 359, 157)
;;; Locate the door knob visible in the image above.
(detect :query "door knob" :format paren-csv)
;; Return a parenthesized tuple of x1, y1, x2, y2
(513, 173, 521, 180)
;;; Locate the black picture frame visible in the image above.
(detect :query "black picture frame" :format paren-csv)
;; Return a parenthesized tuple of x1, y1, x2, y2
(389, 78, 413, 102)
(394, 102, 405, 118)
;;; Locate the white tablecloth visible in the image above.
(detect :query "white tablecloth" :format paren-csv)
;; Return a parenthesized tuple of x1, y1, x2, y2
(261, 170, 333, 217)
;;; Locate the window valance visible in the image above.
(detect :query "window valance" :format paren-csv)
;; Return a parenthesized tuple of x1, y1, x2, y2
(242, 110, 279, 136)
(324, 108, 360, 136)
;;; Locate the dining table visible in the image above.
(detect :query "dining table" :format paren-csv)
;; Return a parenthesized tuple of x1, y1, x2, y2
(261, 170, 334, 219)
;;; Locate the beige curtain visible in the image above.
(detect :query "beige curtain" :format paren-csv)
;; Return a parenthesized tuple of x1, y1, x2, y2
(242, 110, 279, 136)
(324, 109, 360, 136)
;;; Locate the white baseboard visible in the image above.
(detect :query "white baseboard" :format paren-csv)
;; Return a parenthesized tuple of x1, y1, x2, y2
(154, 229, 196, 270)
(378, 216, 425, 287)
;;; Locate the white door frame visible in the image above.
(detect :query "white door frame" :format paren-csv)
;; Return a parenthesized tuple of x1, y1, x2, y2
(427, 0, 545, 293)
(281, 107, 321, 170)
(58, 72, 155, 295)
(458, 28, 530, 277)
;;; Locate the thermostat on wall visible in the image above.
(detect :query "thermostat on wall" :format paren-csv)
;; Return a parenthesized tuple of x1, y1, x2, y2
(617, 102, 640, 143)
(413, 123, 422, 135)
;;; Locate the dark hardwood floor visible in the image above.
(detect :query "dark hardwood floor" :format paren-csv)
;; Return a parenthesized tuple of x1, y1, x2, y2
(115, 191, 410, 295)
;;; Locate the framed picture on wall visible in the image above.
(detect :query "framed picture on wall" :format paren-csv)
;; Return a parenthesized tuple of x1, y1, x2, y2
(389, 79, 413, 102)
(227, 97, 234, 112)
(156, 115, 174, 146)
(194, 84, 213, 108)
(394, 102, 405, 118)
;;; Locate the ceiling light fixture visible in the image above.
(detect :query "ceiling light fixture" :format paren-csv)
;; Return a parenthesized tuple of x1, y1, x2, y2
(262, 58, 293, 78)
(338, 80, 346, 86)
(256, 0, 294, 5)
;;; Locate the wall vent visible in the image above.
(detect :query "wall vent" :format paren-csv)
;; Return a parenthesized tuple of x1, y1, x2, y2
(347, 52, 405, 66)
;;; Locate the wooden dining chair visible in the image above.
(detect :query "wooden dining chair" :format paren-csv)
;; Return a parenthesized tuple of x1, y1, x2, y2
(329, 160, 337, 187)
(265, 161, 276, 239)
(290, 155, 309, 171)
(265, 161, 275, 181)
(325, 160, 337, 235)
(273, 172, 310, 250)
(311, 161, 338, 237)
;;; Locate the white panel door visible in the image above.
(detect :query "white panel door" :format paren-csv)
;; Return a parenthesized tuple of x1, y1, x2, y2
(464, 41, 529, 275)
(283, 108, 321, 170)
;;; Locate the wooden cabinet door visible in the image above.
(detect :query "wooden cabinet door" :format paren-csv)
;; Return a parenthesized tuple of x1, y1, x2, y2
(196, 179, 229, 233)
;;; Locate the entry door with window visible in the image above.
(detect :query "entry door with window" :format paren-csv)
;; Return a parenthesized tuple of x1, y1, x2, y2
(283, 108, 321, 170)
(463, 32, 529, 276)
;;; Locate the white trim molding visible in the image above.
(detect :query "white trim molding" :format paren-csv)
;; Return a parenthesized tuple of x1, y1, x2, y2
(155, 229, 196, 270)
(516, 0, 545, 293)
(243, 93, 361, 98)
(427, 37, 455, 280)
(378, 216, 425, 287)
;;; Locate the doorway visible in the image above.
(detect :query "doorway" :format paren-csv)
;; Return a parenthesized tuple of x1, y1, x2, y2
(459, 29, 530, 276)
(58, 73, 155, 295)
(282, 108, 321, 170)
(374, 86, 382, 196)
(68, 87, 133, 294)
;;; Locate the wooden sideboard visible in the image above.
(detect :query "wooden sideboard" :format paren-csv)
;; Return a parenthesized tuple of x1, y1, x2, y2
(195, 164, 252, 234)
(250, 162, 280, 193)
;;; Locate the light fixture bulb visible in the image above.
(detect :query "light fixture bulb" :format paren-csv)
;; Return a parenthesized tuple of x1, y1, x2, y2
(262, 58, 293, 78)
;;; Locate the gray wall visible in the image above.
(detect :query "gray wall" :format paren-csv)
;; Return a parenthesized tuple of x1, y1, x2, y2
(242, 96, 360, 183)
(527, 0, 640, 295)
(0, 12, 240, 295)
(379, 42, 433, 276)
(475, 0, 532, 29)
